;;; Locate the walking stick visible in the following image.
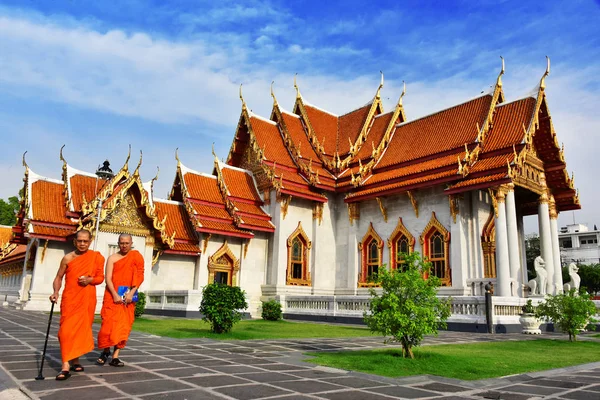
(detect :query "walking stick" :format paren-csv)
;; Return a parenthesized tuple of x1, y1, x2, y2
(35, 301, 55, 380)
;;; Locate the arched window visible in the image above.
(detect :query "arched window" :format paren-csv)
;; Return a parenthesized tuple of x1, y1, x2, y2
(207, 241, 240, 286)
(286, 222, 311, 286)
(419, 212, 451, 286)
(387, 217, 415, 271)
(481, 210, 496, 278)
(358, 222, 383, 287)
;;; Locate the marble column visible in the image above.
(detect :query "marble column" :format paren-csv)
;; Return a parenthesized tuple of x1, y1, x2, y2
(505, 184, 521, 296)
(538, 188, 555, 294)
(549, 195, 563, 292)
(494, 189, 511, 297)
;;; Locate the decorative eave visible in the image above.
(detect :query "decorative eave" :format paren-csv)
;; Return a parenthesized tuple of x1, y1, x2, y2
(213, 153, 243, 227)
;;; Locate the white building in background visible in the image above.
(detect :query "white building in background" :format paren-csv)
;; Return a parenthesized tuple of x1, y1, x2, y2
(559, 224, 600, 266)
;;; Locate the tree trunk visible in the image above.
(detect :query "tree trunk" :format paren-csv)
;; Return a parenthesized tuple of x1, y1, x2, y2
(402, 342, 414, 359)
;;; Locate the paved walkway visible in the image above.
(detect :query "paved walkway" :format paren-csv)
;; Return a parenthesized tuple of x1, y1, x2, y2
(1, 308, 599, 400)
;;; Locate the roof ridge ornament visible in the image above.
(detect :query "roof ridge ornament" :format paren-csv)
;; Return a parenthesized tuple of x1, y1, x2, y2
(540, 56, 550, 90)
(122, 144, 132, 172)
(270, 81, 278, 106)
(293, 73, 302, 99)
(496, 56, 505, 88)
(375, 71, 384, 100)
(22, 151, 28, 169)
(175, 147, 181, 167)
(212, 142, 218, 162)
(239, 84, 247, 110)
(398, 81, 406, 106)
(59, 144, 67, 165)
(133, 150, 143, 175)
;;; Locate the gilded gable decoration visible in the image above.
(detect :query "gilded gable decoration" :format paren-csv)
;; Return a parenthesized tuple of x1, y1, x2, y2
(244, 238, 250, 259)
(481, 209, 496, 278)
(100, 194, 151, 236)
(151, 249, 163, 266)
(387, 217, 415, 270)
(448, 194, 460, 223)
(358, 222, 384, 287)
(286, 222, 312, 286)
(208, 240, 240, 286)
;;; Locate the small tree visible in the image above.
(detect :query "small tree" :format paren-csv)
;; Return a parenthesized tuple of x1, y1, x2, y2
(535, 289, 597, 342)
(134, 292, 146, 318)
(364, 252, 451, 359)
(200, 283, 248, 333)
(261, 300, 283, 321)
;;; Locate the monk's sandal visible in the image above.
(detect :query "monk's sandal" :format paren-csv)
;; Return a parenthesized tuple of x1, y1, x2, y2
(96, 351, 111, 365)
(56, 370, 71, 381)
(109, 358, 124, 367)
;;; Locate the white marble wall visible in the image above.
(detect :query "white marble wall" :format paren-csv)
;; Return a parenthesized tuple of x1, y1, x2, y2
(151, 254, 196, 290)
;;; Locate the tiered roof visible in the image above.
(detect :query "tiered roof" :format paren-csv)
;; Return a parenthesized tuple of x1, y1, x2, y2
(225, 61, 579, 214)
(0, 225, 26, 268)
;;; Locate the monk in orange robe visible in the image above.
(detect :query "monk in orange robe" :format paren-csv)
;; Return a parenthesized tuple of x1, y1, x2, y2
(49, 229, 105, 381)
(97, 233, 144, 367)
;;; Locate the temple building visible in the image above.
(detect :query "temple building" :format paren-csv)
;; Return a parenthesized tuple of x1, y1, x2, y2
(0, 59, 580, 330)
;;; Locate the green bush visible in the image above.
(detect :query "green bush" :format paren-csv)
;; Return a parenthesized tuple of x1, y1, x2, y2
(261, 300, 283, 321)
(135, 292, 146, 318)
(200, 283, 248, 333)
(535, 289, 597, 341)
(364, 252, 451, 358)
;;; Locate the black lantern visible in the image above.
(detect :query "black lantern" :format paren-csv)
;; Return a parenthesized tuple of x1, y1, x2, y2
(96, 160, 114, 179)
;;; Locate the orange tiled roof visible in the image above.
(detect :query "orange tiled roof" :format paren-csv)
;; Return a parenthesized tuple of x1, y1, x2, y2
(30, 225, 76, 238)
(484, 98, 536, 151)
(281, 111, 321, 161)
(469, 153, 515, 174)
(31, 181, 76, 226)
(376, 95, 493, 169)
(221, 167, 262, 202)
(70, 175, 103, 211)
(183, 173, 223, 203)
(250, 116, 295, 167)
(170, 242, 201, 254)
(0, 244, 26, 267)
(154, 200, 197, 242)
(240, 215, 276, 230)
(338, 104, 373, 155)
(233, 202, 266, 216)
(447, 173, 509, 191)
(346, 169, 458, 201)
(356, 112, 394, 160)
(196, 218, 253, 237)
(190, 202, 231, 220)
(303, 104, 338, 156)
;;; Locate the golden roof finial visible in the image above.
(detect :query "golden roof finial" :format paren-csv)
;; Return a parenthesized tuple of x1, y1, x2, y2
(175, 147, 181, 167)
(398, 81, 406, 106)
(376, 71, 384, 99)
(59, 144, 67, 165)
(134, 150, 143, 174)
(122, 144, 132, 171)
(540, 56, 550, 90)
(239, 84, 247, 110)
(22, 151, 29, 169)
(293, 73, 302, 99)
(151, 166, 160, 184)
(270, 81, 278, 106)
(212, 142, 218, 161)
(496, 56, 505, 88)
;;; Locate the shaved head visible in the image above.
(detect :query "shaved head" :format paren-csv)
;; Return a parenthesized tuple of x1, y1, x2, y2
(118, 233, 132, 242)
(75, 229, 92, 240)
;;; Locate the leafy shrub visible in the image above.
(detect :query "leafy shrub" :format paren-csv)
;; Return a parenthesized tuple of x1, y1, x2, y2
(364, 252, 451, 358)
(200, 283, 248, 333)
(135, 292, 146, 318)
(535, 289, 597, 341)
(261, 300, 282, 321)
(521, 299, 535, 314)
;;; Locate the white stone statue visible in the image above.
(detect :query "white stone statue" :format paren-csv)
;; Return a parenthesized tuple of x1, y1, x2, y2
(528, 256, 548, 296)
(563, 263, 581, 293)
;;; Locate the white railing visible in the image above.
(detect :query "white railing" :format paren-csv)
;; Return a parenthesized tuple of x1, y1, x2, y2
(144, 290, 202, 312)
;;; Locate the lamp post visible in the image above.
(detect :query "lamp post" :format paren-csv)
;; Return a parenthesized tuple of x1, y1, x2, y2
(93, 160, 114, 250)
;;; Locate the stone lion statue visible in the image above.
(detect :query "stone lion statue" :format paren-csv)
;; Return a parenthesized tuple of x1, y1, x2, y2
(528, 256, 547, 295)
(563, 263, 581, 293)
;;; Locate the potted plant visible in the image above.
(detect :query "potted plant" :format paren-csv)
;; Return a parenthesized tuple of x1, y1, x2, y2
(519, 299, 542, 334)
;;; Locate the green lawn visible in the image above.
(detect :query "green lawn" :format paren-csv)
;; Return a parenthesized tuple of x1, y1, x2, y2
(132, 318, 372, 340)
(307, 339, 600, 380)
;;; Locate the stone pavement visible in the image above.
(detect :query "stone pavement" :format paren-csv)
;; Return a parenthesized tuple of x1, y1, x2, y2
(1, 308, 599, 400)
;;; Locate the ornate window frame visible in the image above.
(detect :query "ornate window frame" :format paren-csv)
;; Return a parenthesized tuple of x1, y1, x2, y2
(419, 212, 451, 286)
(207, 241, 240, 286)
(358, 222, 383, 287)
(387, 217, 415, 270)
(481, 209, 496, 278)
(286, 222, 312, 286)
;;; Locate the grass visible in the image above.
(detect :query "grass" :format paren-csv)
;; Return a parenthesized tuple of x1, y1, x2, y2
(132, 317, 372, 340)
(307, 339, 600, 380)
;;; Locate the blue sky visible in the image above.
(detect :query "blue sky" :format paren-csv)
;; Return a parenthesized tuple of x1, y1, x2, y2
(0, 0, 599, 232)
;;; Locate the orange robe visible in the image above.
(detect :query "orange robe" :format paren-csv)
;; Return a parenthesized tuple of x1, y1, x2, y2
(58, 250, 105, 363)
(98, 250, 144, 349)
